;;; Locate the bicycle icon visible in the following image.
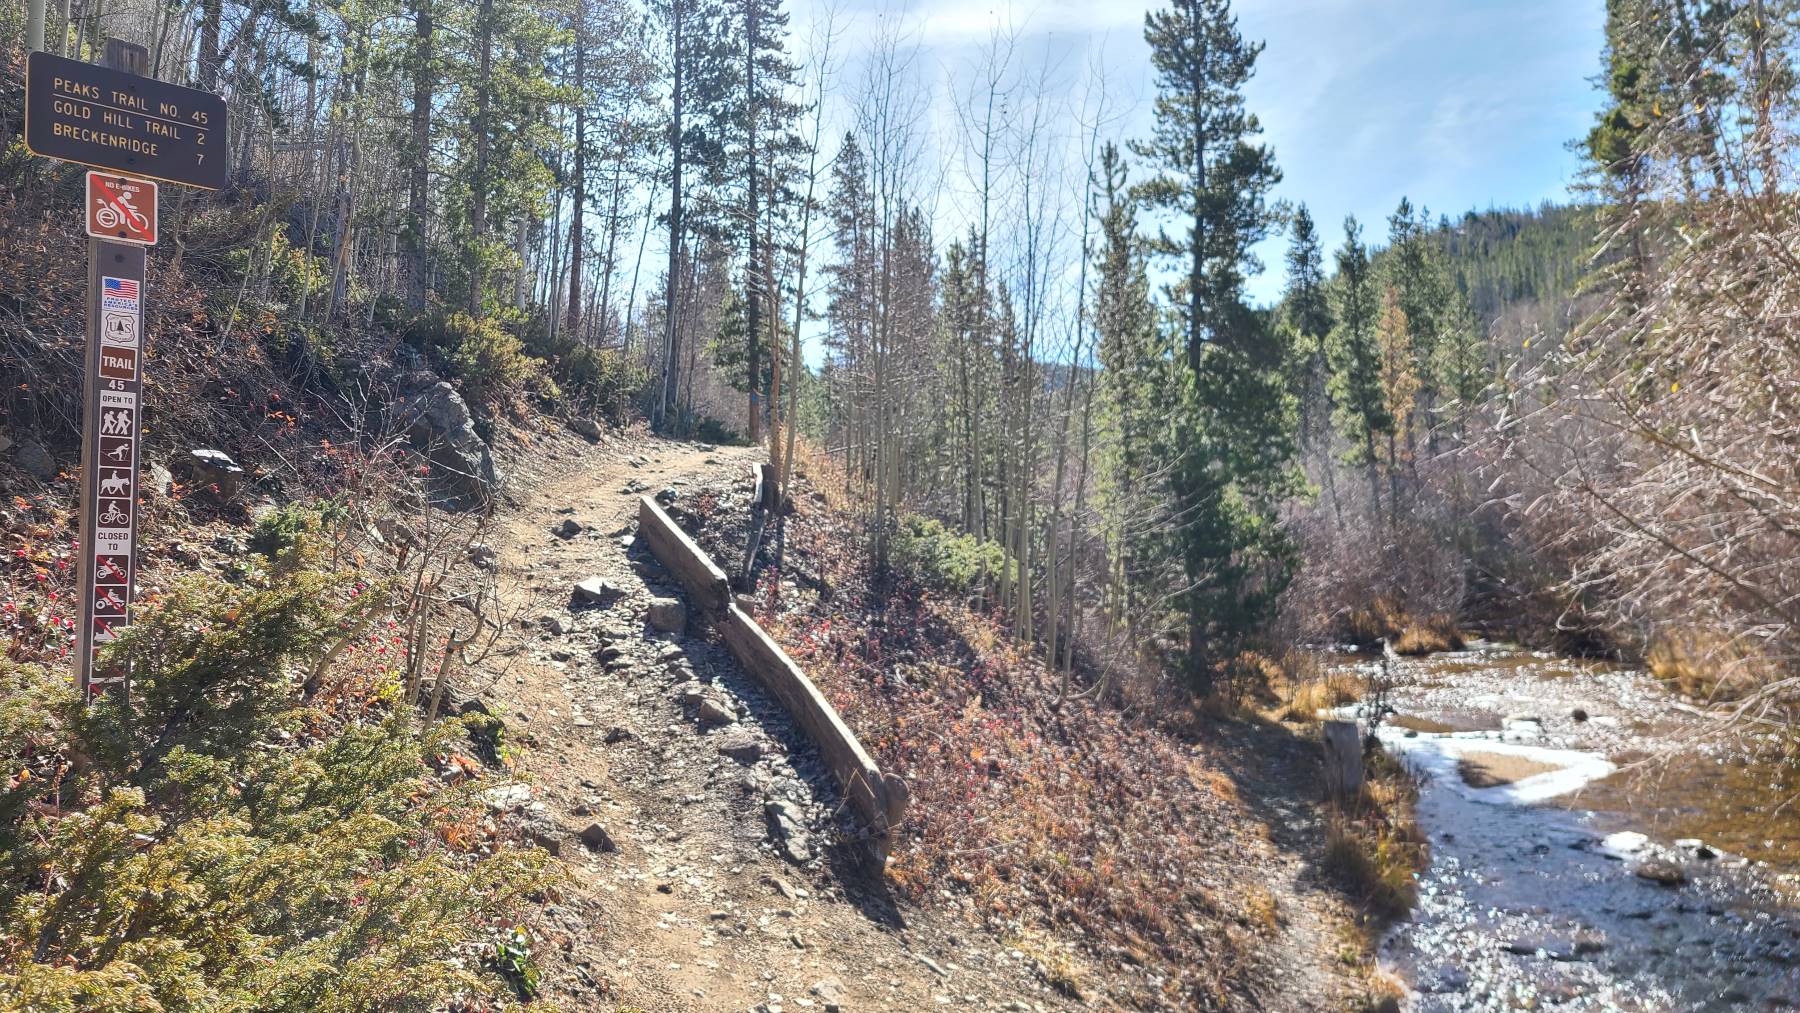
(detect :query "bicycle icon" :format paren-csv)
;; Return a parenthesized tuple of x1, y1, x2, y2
(98, 502, 129, 527)
(96, 196, 149, 233)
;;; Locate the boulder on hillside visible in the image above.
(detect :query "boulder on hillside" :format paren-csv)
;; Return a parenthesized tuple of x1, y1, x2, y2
(569, 417, 604, 441)
(397, 381, 500, 508)
(16, 439, 56, 481)
(179, 449, 245, 498)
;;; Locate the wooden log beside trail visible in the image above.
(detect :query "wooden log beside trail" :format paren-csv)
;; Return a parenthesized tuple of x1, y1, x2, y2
(637, 494, 730, 611)
(636, 495, 910, 865)
(1322, 719, 1364, 806)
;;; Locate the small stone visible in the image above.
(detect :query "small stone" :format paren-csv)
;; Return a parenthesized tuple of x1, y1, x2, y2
(482, 783, 532, 812)
(765, 799, 813, 863)
(1674, 838, 1717, 859)
(810, 978, 846, 1011)
(578, 822, 618, 853)
(572, 577, 619, 606)
(1636, 859, 1687, 886)
(656, 487, 679, 504)
(555, 518, 583, 539)
(604, 725, 634, 744)
(540, 615, 568, 636)
(1570, 707, 1589, 722)
(697, 699, 738, 727)
(647, 597, 687, 634)
(716, 730, 764, 763)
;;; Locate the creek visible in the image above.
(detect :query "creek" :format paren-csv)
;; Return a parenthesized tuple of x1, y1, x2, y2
(1321, 642, 1800, 1011)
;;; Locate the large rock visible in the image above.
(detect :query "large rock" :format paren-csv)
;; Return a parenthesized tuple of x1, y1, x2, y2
(1636, 859, 1687, 886)
(179, 449, 245, 498)
(569, 417, 604, 441)
(15, 439, 55, 481)
(398, 381, 499, 506)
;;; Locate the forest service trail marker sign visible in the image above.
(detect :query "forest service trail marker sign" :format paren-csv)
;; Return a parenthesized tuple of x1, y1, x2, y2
(21, 39, 225, 701)
(25, 49, 228, 190)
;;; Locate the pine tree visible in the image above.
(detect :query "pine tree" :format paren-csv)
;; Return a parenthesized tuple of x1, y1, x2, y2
(1135, 0, 1297, 687)
(1092, 143, 1167, 627)
(1582, 0, 1664, 309)
(1283, 204, 1337, 520)
(1328, 217, 1390, 521)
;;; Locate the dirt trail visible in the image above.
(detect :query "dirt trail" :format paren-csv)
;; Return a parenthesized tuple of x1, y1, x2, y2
(475, 430, 1076, 1012)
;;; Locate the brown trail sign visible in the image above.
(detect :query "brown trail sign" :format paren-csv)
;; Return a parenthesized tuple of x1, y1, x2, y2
(23, 39, 229, 700)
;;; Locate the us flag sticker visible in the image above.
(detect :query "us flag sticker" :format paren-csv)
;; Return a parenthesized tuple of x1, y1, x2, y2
(101, 277, 139, 310)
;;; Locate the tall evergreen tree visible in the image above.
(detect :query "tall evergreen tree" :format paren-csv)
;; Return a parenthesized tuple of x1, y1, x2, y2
(1135, 0, 1298, 688)
(1092, 143, 1167, 624)
(1283, 203, 1337, 521)
(1328, 217, 1389, 521)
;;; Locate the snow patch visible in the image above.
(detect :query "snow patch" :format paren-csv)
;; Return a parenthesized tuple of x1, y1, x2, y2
(1378, 729, 1616, 805)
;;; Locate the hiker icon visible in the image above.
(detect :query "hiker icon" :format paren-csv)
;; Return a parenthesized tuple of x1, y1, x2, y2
(101, 409, 132, 437)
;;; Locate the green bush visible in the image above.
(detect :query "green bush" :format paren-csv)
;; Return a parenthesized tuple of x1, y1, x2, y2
(519, 320, 647, 423)
(409, 310, 550, 413)
(891, 514, 1007, 594)
(0, 562, 555, 1010)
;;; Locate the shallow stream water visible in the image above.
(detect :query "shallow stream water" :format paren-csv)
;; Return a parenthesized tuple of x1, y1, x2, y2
(1322, 643, 1800, 1011)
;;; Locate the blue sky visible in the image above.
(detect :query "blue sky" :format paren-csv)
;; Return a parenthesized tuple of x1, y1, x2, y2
(790, 0, 1606, 308)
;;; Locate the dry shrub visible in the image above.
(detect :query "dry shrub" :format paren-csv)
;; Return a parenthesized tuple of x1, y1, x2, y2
(1279, 482, 1467, 650)
(1488, 131, 1799, 725)
(1276, 673, 1364, 723)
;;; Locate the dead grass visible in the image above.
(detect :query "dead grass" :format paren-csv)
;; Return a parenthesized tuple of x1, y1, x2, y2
(1242, 885, 1281, 935)
(1344, 596, 1464, 656)
(1392, 614, 1465, 655)
(1275, 672, 1364, 723)
(1647, 629, 1767, 702)
(1321, 746, 1427, 935)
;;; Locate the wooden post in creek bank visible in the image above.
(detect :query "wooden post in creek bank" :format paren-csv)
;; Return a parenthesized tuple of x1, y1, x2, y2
(1322, 719, 1364, 806)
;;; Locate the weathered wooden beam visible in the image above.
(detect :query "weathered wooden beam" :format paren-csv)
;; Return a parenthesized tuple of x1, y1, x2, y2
(635, 494, 908, 863)
(719, 604, 909, 857)
(637, 495, 729, 611)
(1322, 719, 1364, 806)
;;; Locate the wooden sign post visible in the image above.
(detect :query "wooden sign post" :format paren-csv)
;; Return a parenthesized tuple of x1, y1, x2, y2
(23, 39, 227, 701)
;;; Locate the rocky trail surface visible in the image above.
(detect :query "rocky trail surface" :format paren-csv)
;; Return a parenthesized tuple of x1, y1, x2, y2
(466, 430, 1085, 1012)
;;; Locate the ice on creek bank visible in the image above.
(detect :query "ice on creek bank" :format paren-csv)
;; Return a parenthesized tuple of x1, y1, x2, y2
(1378, 729, 1618, 806)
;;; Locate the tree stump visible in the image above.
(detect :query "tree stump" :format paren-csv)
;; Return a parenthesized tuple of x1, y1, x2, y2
(1322, 719, 1364, 806)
